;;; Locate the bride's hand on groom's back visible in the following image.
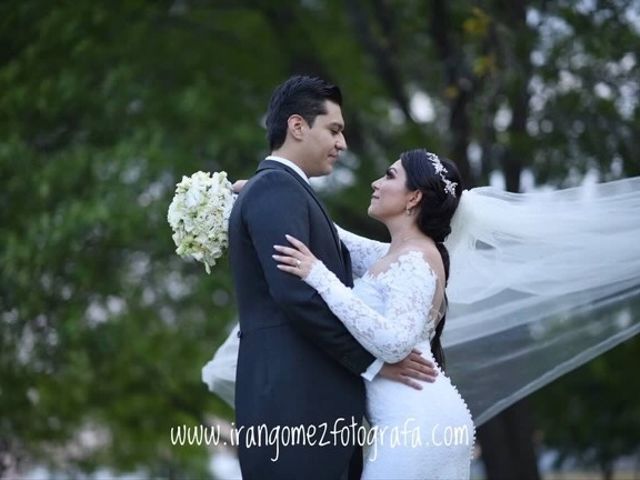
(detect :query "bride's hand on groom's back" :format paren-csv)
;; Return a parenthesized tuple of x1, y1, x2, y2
(232, 179, 247, 193)
(379, 349, 438, 390)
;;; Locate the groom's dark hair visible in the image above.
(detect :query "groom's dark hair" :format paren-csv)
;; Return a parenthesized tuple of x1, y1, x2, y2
(265, 75, 342, 150)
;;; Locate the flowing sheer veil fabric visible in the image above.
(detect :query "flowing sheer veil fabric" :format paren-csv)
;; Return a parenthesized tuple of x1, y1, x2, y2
(202, 176, 640, 426)
(444, 176, 640, 424)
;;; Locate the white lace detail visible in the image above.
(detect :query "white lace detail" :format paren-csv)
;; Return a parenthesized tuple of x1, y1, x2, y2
(305, 250, 438, 363)
(335, 224, 389, 278)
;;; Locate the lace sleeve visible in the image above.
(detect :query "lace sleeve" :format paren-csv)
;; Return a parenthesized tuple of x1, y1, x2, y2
(335, 224, 389, 277)
(304, 250, 437, 363)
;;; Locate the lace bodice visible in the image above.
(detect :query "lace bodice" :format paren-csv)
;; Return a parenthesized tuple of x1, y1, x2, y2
(335, 224, 389, 278)
(305, 250, 440, 363)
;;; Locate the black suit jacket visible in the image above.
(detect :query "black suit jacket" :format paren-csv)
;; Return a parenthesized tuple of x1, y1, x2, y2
(229, 160, 375, 479)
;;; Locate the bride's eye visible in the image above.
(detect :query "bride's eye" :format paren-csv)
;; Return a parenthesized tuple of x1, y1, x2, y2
(385, 169, 394, 179)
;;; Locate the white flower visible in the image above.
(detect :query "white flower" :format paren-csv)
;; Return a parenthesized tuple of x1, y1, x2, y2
(167, 170, 234, 273)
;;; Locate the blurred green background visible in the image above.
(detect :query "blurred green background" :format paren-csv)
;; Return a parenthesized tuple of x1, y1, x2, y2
(1, 0, 639, 478)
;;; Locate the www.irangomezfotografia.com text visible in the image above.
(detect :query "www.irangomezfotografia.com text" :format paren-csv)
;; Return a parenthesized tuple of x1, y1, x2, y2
(170, 417, 471, 462)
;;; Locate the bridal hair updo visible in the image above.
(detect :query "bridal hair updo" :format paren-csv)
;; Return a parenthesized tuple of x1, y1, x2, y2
(400, 149, 463, 369)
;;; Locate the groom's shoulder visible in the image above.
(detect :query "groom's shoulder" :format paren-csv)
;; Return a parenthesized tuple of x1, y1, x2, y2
(235, 171, 309, 221)
(242, 168, 307, 199)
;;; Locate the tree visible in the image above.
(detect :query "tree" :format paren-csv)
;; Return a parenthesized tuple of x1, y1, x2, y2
(533, 335, 640, 480)
(1, 0, 638, 477)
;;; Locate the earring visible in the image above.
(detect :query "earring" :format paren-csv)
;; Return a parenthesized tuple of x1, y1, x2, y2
(406, 207, 413, 216)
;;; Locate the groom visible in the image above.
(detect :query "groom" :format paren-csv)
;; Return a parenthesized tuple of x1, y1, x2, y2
(228, 75, 436, 479)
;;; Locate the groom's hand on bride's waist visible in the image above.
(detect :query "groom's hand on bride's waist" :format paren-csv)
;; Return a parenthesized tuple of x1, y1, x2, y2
(378, 349, 438, 390)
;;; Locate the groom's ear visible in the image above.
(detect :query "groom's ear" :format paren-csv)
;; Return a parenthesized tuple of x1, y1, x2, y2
(287, 114, 306, 141)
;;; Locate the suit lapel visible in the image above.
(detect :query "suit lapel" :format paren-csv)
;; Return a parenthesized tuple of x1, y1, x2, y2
(256, 159, 343, 257)
(341, 240, 354, 288)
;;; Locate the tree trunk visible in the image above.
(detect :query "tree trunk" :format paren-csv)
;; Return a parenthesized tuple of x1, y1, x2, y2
(477, 3, 541, 479)
(477, 399, 541, 480)
(428, 0, 475, 187)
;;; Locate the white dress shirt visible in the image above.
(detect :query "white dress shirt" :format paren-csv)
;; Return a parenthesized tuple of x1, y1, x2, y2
(264, 155, 383, 381)
(265, 155, 310, 184)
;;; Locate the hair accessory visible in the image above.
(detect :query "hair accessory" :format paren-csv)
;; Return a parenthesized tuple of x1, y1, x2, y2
(425, 152, 458, 197)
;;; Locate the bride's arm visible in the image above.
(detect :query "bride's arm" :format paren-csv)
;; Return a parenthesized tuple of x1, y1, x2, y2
(300, 250, 437, 363)
(334, 223, 389, 277)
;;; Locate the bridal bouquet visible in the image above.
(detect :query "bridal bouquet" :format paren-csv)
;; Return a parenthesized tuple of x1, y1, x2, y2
(167, 171, 234, 273)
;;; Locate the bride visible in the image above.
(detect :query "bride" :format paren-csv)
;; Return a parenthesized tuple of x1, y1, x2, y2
(269, 148, 473, 479)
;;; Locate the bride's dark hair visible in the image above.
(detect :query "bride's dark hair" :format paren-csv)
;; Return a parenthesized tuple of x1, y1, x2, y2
(400, 149, 463, 370)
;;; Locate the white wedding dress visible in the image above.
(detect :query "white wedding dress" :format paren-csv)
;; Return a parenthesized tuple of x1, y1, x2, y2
(301, 226, 475, 479)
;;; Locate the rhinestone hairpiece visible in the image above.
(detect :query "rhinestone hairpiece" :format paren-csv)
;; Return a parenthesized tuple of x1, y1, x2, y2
(425, 152, 458, 198)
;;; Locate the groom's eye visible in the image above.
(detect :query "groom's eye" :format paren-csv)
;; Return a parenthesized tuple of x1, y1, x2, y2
(385, 169, 394, 179)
